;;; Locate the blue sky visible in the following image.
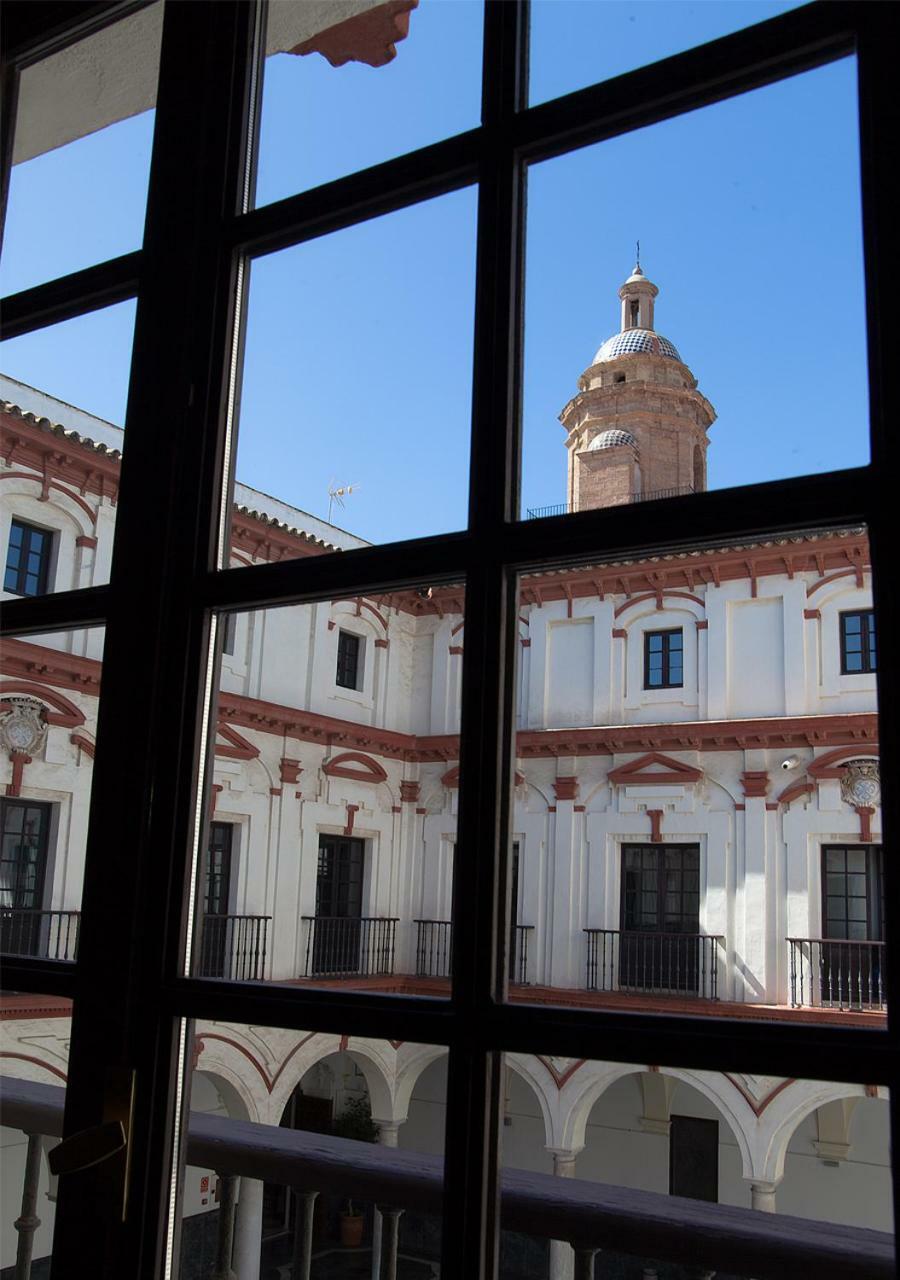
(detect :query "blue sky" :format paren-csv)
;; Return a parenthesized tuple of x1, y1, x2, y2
(0, 0, 867, 545)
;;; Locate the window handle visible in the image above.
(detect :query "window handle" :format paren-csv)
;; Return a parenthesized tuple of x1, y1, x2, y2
(47, 1067, 136, 1221)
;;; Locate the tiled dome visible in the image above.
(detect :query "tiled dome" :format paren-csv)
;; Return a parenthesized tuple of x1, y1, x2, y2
(593, 328, 681, 363)
(587, 428, 638, 451)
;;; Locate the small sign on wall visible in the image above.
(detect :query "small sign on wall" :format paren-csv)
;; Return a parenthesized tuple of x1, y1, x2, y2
(200, 1175, 209, 1205)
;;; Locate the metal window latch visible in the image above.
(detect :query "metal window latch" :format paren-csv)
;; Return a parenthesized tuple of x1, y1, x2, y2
(47, 1067, 136, 1222)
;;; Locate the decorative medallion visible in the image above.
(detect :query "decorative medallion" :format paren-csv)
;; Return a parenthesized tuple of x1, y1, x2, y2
(0, 697, 48, 757)
(840, 759, 880, 809)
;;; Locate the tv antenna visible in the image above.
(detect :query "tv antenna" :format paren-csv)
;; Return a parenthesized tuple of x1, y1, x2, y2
(327, 480, 360, 523)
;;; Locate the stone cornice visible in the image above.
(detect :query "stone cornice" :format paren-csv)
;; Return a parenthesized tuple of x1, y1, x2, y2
(0, 638, 102, 690)
(1, 408, 120, 503)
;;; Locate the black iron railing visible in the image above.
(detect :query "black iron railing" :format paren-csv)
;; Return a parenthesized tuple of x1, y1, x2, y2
(199, 914, 270, 981)
(415, 919, 452, 977)
(788, 937, 886, 1011)
(302, 916, 397, 978)
(527, 486, 695, 519)
(415, 920, 533, 983)
(585, 929, 723, 999)
(0, 908, 80, 961)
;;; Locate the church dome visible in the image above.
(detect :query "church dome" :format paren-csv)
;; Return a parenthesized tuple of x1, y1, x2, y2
(593, 328, 681, 363)
(587, 428, 638, 451)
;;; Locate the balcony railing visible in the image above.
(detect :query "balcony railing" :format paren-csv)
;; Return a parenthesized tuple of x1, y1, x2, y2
(415, 921, 533, 983)
(302, 916, 398, 978)
(788, 937, 887, 1011)
(527, 486, 695, 519)
(585, 929, 723, 1000)
(2, 1077, 892, 1280)
(198, 914, 270, 981)
(0, 909, 80, 961)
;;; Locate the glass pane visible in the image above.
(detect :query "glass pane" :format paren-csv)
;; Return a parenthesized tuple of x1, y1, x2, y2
(177, 1024, 447, 1276)
(0, 626, 106, 959)
(529, 0, 807, 107)
(522, 60, 866, 519)
(188, 583, 465, 997)
(0, 989, 69, 1273)
(1, 304, 135, 595)
(0, 3, 162, 295)
(507, 527, 883, 1022)
(256, 0, 483, 207)
(224, 191, 475, 561)
(500, 1053, 892, 1274)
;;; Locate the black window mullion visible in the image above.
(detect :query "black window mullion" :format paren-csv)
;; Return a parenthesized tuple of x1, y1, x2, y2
(46, 4, 262, 1277)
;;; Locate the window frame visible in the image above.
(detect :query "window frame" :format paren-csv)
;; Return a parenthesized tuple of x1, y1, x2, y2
(3, 516, 52, 596)
(840, 607, 877, 674)
(1, 2, 898, 1277)
(335, 627, 362, 691)
(643, 626, 684, 689)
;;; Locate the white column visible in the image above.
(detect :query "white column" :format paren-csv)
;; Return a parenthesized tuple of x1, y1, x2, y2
(371, 1120, 404, 1279)
(548, 1150, 578, 1280)
(232, 1177, 264, 1280)
(750, 1179, 779, 1212)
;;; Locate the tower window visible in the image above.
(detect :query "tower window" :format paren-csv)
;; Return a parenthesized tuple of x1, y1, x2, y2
(615, 373, 626, 384)
(4, 519, 52, 597)
(629, 299, 640, 327)
(644, 628, 683, 689)
(840, 610, 876, 674)
(336, 630, 363, 690)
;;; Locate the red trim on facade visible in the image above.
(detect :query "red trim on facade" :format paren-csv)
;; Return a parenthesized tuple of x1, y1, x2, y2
(803, 608, 821, 620)
(536, 1056, 587, 1090)
(609, 752, 703, 786)
(323, 752, 389, 784)
(391, 805, 401, 813)
(214, 723, 260, 760)
(695, 619, 708, 630)
(735, 803, 745, 811)
(344, 803, 359, 836)
(740, 770, 770, 798)
(448, 645, 464, 656)
(6, 751, 30, 797)
(855, 805, 875, 842)
(69, 730, 95, 758)
(0, 678, 88, 725)
(75, 535, 98, 549)
(807, 567, 863, 597)
(648, 809, 663, 842)
(270, 787, 282, 797)
(520, 637, 532, 647)
(375, 638, 389, 649)
(808, 744, 879, 778)
(611, 628, 627, 639)
(777, 780, 815, 806)
(1, 644, 101, 696)
(554, 776, 579, 801)
(0, 1051, 67, 1082)
(280, 758, 302, 784)
(210, 784, 223, 814)
(614, 590, 705, 618)
(400, 779, 420, 804)
(574, 804, 586, 813)
(723, 1074, 795, 1118)
(0, 470, 99, 525)
(197, 1031, 318, 1094)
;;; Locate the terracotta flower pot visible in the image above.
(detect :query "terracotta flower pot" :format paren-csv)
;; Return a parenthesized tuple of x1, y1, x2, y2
(340, 1212, 365, 1248)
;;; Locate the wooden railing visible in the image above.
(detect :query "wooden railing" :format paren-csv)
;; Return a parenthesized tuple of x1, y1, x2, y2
(0, 909, 80, 961)
(788, 937, 887, 1011)
(1, 1077, 892, 1280)
(584, 929, 723, 1000)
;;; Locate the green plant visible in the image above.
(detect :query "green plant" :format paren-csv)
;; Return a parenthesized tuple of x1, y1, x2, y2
(333, 1093, 380, 1144)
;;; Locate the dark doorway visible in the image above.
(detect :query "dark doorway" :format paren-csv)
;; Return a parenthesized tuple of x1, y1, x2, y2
(313, 835, 365, 974)
(821, 844, 885, 1005)
(200, 822, 234, 977)
(621, 844, 701, 993)
(669, 1114, 718, 1202)
(0, 799, 51, 957)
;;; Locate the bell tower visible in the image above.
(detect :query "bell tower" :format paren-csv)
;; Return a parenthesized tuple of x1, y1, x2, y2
(559, 263, 716, 511)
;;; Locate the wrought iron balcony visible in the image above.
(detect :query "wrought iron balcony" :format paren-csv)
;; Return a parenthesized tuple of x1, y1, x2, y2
(788, 937, 887, 1011)
(584, 928, 723, 1000)
(0, 908, 80, 961)
(198, 914, 271, 981)
(2, 1077, 892, 1280)
(526, 486, 695, 519)
(302, 916, 398, 978)
(415, 920, 533, 983)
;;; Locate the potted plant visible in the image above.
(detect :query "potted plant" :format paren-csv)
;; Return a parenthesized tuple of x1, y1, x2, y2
(334, 1095, 380, 1247)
